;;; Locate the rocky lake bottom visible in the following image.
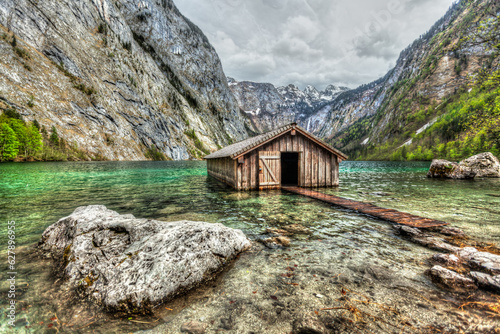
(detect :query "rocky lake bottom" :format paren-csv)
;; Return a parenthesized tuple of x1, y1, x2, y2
(0, 161, 499, 333)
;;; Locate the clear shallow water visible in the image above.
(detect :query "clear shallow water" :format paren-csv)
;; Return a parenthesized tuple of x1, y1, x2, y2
(0, 161, 499, 333)
(0, 160, 498, 246)
(325, 161, 500, 244)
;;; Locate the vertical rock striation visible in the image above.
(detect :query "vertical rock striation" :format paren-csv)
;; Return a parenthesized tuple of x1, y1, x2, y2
(0, 0, 249, 160)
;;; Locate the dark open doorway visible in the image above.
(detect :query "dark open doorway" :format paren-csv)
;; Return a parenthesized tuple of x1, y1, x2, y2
(281, 152, 299, 186)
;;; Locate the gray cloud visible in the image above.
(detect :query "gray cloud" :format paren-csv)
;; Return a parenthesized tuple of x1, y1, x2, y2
(175, 0, 455, 90)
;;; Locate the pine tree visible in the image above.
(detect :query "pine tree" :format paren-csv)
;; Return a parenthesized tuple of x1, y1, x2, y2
(50, 125, 59, 146)
(27, 124, 42, 156)
(0, 123, 19, 161)
(401, 145, 407, 160)
(8, 119, 29, 156)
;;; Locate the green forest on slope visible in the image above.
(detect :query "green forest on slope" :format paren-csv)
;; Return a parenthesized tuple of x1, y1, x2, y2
(338, 0, 500, 162)
(0, 108, 102, 162)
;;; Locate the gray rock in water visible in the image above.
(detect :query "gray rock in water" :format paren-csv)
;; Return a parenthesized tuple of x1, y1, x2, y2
(38, 205, 251, 313)
(457, 247, 500, 275)
(393, 225, 459, 253)
(427, 153, 500, 179)
(180, 321, 208, 334)
(427, 159, 476, 179)
(458, 152, 500, 178)
(432, 253, 461, 266)
(439, 226, 465, 237)
(470, 272, 500, 292)
(426, 266, 477, 292)
(292, 313, 327, 334)
(393, 225, 423, 238)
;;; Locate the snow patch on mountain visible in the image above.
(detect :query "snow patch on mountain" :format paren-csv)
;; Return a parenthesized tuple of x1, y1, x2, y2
(228, 78, 349, 134)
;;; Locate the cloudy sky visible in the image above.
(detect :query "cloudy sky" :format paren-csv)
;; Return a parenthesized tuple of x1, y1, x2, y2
(175, 0, 456, 90)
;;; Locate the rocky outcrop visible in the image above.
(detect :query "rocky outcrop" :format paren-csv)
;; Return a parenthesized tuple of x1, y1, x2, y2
(470, 272, 500, 292)
(0, 0, 249, 160)
(393, 225, 459, 253)
(458, 152, 500, 178)
(439, 226, 466, 237)
(394, 224, 500, 294)
(38, 205, 251, 313)
(432, 253, 461, 267)
(426, 265, 477, 292)
(308, 1, 496, 154)
(457, 247, 500, 275)
(427, 159, 476, 179)
(427, 153, 500, 179)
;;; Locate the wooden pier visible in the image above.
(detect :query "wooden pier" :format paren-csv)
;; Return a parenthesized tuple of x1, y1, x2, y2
(282, 187, 448, 228)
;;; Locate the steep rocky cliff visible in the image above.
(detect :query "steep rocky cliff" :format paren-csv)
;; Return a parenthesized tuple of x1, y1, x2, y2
(228, 77, 348, 134)
(240, 0, 498, 161)
(0, 0, 249, 160)
(313, 0, 499, 160)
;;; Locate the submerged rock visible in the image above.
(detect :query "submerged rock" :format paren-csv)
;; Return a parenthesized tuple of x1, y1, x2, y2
(432, 253, 461, 267)
(427, 159, 475, 179)
(180, 321, 208, 334)
(292, 313, 327, 334)
(470, 272, 500, 292)
(261, 236, 291, 248)
(439, 226, 465, 237)
(393, 225, 459, 253)
(38, 205, 251, 313)
(457, 247, 500, 275)
(426, 266, 477, 292)
(458, 152, 500, 178)
(283, 224, 311, 235)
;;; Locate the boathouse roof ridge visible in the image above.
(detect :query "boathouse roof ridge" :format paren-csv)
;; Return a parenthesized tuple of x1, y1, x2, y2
(204, 122, 348, 160)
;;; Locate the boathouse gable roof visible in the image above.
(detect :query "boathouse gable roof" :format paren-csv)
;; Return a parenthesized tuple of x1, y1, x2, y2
(204, 123, 348, 160)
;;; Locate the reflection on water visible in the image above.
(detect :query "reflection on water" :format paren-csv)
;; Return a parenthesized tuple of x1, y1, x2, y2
(0, 160, 498, 333)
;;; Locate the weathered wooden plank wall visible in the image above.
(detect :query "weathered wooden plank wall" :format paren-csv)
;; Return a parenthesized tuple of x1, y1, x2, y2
(235, 131, 339, 190)
(207, 158, 237, 188)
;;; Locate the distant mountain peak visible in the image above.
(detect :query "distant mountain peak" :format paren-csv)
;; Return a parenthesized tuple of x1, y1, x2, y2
(228, 78, 351, 133)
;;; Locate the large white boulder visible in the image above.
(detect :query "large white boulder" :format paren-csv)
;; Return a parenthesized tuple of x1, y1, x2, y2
(39, 205, 251, 313)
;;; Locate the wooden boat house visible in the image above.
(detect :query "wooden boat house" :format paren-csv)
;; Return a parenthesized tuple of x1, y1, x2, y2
(204, 123, 347, 190)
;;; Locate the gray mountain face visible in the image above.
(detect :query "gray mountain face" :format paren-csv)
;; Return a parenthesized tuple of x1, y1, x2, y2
(228, 77, 349, 133)
(312, 0, 495, 152)
(0, 0, 249, 160)
(232, 0, 495, 159)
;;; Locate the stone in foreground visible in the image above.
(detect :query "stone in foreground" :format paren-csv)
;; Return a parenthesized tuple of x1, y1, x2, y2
(181, 321, 208, 334)
(470, 272, 500, 292)
(458, 247, 500, 275)
(426, 266, 477, 292)
(38, 205, 251, 313)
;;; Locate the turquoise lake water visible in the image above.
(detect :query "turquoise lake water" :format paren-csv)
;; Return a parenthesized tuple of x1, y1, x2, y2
(0, 160, 498, 246)
(0, 161, 499, 333)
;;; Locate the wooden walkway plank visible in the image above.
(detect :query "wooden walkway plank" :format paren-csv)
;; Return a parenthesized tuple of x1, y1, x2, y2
(282, 187, 448, 229)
